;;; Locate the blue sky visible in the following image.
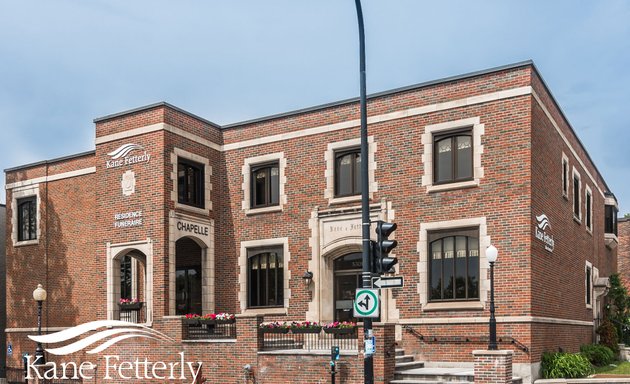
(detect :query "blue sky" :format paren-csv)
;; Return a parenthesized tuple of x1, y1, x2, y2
(1, 1, 628, 213)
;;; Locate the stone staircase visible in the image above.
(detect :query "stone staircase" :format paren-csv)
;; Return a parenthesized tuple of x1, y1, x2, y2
(390, 348, 523, 384)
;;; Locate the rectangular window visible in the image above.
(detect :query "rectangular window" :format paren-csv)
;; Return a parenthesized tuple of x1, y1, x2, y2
(248, 247, 284, 308)
(251, 162, 280, 208)
(178, 159, 204, 208)
(585, 189, 592, 231)
(562, 157, 569, 197)
(605, 205, 618, 236)
(573, 171, 581, 220)
(334, 148, 361, 197)
(434, 129, 473, 184)
(17, 196, 37, 241)
(428, 228, 479, 302)
(585, 264, 592, 306)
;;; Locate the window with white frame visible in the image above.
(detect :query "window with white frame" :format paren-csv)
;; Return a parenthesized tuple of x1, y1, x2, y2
(585, 262, 592, 308)
(171, 148, 212, 214)
(573, 168, 581, 221)
(585, 186, 592, 232)
(11, 184, 40, 246)
(242, 152, 286, 214)
(562, 153, 569, 198)
(324, 137, 376, 204)
(422, 117, 484, 193)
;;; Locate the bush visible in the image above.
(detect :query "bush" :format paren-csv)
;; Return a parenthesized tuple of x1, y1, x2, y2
(597, 320, 620, 354)
(541, 351, 594, 379)
(580, 344, 615, 366)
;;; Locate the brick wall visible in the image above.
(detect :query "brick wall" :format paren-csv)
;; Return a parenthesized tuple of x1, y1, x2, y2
(619, 219, 630, 290)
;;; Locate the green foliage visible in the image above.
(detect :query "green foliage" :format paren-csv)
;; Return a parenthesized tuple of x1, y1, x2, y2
(580, 344, 615, 366)
(606, 274, 630, 345)
(541, 351, 594, 379)
(597, 320, 620, 354)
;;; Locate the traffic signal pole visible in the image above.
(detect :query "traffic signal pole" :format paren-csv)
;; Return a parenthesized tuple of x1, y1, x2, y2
(353, 1, 374, 383)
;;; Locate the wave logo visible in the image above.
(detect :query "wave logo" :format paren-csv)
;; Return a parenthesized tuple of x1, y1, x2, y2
(28, 320, 174, 355)
(107, 144, 144, 160)
(536, 214, 551, 231)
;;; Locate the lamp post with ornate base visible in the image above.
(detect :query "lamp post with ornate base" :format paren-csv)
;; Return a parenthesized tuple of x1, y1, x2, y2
(486, 246, 498, 350)
(33, 284, 47, 365)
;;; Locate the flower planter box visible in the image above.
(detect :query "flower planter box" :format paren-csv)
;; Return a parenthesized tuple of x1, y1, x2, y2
(182, 318, 200, 326)
(291, 327, 322, 334)
(323, 327, 356, 335)
(261, 328, 290, 334)
(198, 319, 216, 325)
(215, 318, 236, 325)
(118, 302, 143, 311)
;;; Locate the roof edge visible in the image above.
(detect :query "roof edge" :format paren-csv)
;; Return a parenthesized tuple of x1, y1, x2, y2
(223, 60, 535, 129)
(4, 150, 96, 173)
(93, 102, 222, 129)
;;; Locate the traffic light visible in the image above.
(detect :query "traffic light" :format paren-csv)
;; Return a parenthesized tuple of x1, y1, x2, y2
(373, 220, 398, 274)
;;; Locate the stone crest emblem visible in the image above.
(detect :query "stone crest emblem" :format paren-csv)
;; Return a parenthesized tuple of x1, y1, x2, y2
(121, 170, 136, 196)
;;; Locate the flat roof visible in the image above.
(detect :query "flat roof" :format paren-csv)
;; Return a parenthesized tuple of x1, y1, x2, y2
(93, 102, 222, 129)
(4, 150, 95, 173)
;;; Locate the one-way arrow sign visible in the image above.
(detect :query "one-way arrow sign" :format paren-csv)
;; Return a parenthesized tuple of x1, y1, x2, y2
(372, 276, 404, 289)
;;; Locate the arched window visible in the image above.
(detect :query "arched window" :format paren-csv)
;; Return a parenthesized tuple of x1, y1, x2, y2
(248, 248, 283, 308)
(429, 229, 479, 301)
(434, 130, 473, 184)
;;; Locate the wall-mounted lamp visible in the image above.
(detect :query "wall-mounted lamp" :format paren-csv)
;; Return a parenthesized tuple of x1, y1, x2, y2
(302, 271, 314, 286)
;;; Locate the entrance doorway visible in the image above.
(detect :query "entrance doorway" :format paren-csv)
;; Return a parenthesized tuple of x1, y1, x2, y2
(334, 253, 362, 322)
(175, 237, 203, 315)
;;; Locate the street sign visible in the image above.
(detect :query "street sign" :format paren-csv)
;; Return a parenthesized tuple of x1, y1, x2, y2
(372, 276, 404, 289)
(354, 288, 379, 318)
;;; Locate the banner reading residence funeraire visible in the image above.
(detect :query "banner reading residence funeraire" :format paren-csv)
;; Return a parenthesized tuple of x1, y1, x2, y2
(25, 320, 203, 382)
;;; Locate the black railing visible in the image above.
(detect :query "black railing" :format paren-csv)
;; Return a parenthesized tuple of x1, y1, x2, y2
(260, 329, 359, 352)
(117, 305, 146, 324)
(183, 321, 237, 340)
(402, 325, 529, 352)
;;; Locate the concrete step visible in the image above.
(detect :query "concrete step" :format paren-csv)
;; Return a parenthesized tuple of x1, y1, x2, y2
(395, 354, 415, 364)
(395, 360, 425, 370)
(395, 348, 405, 356)
(394, 367, 474, 383)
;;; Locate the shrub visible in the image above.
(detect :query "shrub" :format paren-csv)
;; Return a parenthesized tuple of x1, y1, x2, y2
(580, 344, 615, 366)
(597, 320, 620, 354)
(541, 351, 593, 379)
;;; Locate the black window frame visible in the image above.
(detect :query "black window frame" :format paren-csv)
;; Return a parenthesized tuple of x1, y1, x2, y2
(562, 158, 569, 197)
(334, 147, 362, 198)
(573, 174, 581, 219)
(585, 264, 592, 306)
(250, 161, 280, 209)
(120, 255, 133, 300)
(17, 196, 37, 242)
(433, 128, 474, 185)
(177, 158, 205, 209)
(247, 247, 284, 308)
(585, 190, 592, 230)
(605, 205, 618, 236)
(428, 227, 480, 302)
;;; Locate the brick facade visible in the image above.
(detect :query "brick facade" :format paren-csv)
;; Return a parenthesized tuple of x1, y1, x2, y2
(4, 61, 619, 383)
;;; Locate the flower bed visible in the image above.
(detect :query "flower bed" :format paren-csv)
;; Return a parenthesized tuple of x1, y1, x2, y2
(323, 321, 357, 334)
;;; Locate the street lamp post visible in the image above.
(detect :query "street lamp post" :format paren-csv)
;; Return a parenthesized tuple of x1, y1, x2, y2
(486, 246, 498, 350)
(32, 284, 47, 365)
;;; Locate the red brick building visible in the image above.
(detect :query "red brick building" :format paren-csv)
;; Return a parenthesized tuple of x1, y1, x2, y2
(4, 61, 620, 383)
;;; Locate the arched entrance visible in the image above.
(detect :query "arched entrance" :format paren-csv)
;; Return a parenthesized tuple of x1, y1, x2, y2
(333, 253, 362, 322)
(175, 237, 203, 315)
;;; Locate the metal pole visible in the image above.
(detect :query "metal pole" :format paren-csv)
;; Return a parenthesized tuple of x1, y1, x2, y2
(34, 300, 45, 365)
(488, 261, 497, 350)
(353, 1, 373, 383)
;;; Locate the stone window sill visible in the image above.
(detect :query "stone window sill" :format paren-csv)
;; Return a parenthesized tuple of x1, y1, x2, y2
(242, 307, 288, 316)
(427, 180, 479, 193)
(329, 195, 362, 205)
(14, 239, 39, 247)
(246, 205, 283, 216)
(423, 301, 484, 312)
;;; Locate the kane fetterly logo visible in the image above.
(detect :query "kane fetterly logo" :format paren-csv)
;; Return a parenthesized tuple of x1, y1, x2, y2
(535, 214, 555, 252)
(106, 143, 150, 169)
(25, 320, 203, 382)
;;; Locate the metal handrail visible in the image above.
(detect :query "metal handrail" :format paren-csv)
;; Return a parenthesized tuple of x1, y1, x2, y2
(402, 325, 528, 352)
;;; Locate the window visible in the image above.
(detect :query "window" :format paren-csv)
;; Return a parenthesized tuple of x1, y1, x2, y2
(120, 256, 132, 300)
(17, 196, 37, 242)
(251, 162, 280, 208)
(433, 129, 473, 184)
(562, 155, 569, 197)
(605, 204, 618, 236)
(428, 228, 479, 302)
(248, 247, 284, 308)
(585, 188, 592, 231)
(178, 159, 204, 208)
(573, 169, 581, 220)
(334, 148, 361, 197)
(585, 263, 592, 307)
